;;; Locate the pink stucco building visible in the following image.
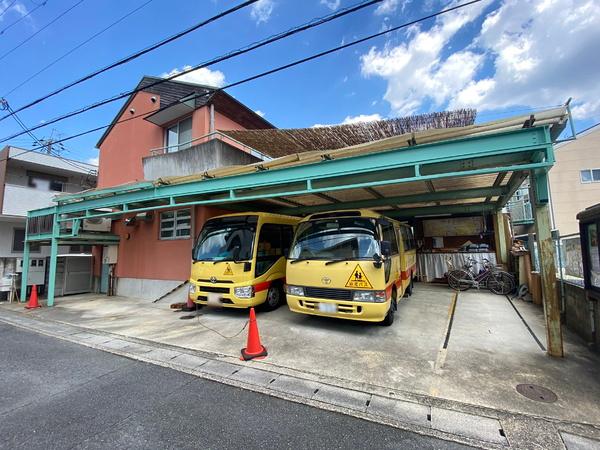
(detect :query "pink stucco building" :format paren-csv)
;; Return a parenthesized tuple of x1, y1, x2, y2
(95, 76, 274, 298)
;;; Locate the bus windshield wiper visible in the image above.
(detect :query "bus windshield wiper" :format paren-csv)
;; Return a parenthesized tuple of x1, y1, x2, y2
(290, 258, 311, 264)
(325, 258, 353, 265)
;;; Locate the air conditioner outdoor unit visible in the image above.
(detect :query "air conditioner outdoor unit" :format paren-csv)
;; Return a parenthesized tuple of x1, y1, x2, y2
(82, 217, 112, 232)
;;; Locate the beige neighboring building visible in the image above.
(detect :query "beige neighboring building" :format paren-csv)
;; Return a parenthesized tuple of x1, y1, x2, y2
(549, 123, 600, 235)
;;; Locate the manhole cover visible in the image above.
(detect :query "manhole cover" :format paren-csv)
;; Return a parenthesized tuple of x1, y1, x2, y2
(516, 384, 558, 403)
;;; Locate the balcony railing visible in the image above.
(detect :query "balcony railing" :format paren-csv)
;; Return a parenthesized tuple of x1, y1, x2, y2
(507, 199, 534, 224)
(148, 130, 271, 161)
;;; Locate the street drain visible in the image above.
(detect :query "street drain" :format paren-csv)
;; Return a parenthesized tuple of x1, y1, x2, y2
(516, 384, 558, 403)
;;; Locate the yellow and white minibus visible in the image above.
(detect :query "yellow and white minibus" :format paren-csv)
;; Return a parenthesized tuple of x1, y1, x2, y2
(285, 210, 416, 325)
(188, 212, 299, 310)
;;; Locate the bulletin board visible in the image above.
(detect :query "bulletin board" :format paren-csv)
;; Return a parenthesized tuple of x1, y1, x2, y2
(422, 216, 484, 237)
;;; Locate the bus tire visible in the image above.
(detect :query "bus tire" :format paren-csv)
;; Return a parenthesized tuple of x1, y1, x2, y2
(262, 283, 283, 311)
(405, 277, 413, 297)
(381, 289, 396, 326)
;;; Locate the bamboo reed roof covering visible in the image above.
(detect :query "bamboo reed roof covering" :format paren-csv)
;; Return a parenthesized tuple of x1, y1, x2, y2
(220, 109, 477, 158)
(158, 106, 567, 187)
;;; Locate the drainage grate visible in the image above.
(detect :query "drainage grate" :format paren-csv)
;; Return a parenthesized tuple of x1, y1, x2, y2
(516, 384, 558, 403)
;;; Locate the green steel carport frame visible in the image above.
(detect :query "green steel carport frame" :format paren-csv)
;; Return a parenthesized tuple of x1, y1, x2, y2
(22, 125, 563, 356)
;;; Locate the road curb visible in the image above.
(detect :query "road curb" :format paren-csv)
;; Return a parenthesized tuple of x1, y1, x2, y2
(1, 309, 599, 449)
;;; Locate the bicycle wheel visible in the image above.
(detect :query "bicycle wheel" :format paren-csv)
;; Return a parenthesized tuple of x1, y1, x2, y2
(448, 269, 473, 291)
(488, 272, 515, 295)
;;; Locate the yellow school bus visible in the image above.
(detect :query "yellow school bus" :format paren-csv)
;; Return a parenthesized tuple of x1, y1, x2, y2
(188, 212, 299, 310)
(285, 210, 417, 325)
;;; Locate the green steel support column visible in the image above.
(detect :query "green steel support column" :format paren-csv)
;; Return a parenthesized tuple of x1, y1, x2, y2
(532, 171, 564, 357)
(20, 241, 30, 302)
(46, 216, 60, 307)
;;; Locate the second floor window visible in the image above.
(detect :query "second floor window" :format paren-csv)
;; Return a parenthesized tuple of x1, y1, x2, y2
(27, 172, 66, 192)
(165, 117, 192, 153)
(580, 169, 600, 184)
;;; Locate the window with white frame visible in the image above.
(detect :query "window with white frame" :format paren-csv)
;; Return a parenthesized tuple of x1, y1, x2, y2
(165, 116, 193, 153)
(160, 209, 191, 239)
(580, 169, 600, 184)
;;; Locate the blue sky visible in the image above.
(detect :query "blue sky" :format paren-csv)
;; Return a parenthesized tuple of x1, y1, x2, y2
(0, 0, 598, 165)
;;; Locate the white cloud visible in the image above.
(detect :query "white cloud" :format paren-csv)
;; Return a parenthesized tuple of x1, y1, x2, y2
(87, 157, 99, 166)
(254, 110, 265, 117)
(0, 1, 27, 22)
(320, 0, 341, 11)
(161, 66, 225, 88)
(374, 0, 411, 15)
(361, 0, 488, 116)
(250, 0, 274, 24)
(312, 113, 383, 127)
(361, 0, 600, 120)
(341, 113, 383, 124)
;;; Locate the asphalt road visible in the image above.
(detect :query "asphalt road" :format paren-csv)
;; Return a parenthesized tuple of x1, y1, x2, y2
(0, 322, 472, 449)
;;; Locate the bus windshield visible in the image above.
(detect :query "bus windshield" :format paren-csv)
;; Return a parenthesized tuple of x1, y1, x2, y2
(289, 217, 380, 261)
(193, 216, 257, 262)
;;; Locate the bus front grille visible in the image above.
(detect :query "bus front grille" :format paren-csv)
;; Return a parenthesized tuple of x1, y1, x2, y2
(304, 287, 353, 301)
(199, 286, 230, 294)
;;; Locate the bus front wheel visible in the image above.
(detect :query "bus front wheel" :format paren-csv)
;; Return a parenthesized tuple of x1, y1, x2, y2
(381, 289, 396, 326)
(262, 283, 283, 311)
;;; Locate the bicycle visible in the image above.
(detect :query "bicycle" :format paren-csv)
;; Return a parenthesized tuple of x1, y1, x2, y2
(446, 257, 515, 295)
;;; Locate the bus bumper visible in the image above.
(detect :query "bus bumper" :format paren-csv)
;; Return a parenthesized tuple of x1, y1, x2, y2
(286, 294, 389, 322)
(188, 280, 269, 308)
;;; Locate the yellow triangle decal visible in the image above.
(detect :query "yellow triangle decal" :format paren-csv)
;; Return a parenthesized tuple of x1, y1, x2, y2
(345, 264, 373, 289)
(224, 264, 233, 276)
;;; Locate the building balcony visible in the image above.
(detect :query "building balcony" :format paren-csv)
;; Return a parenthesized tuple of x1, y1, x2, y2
(2, 184, 57, 217)
(507, 199, 534, 224)
(143, 131, 268, 181)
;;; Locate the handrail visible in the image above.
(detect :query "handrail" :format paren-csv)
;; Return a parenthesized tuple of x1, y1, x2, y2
(148, 130, 271, 161)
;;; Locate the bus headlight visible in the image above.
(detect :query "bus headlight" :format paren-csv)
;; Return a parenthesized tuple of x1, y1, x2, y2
(234, 286, 254, 298)
(353, 290, 386, 303)
(285, 285, 305, 296)
(188, 284, 196, 295)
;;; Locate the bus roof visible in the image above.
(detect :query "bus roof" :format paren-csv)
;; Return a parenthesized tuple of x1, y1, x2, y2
(206, 211, 300, 223)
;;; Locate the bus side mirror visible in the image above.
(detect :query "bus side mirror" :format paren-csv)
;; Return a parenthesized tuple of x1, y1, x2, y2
(381, 241, 392, 257)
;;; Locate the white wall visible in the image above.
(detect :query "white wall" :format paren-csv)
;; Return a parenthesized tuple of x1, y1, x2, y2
(0, 218, 69, 258)
(2, 185, 56, 216)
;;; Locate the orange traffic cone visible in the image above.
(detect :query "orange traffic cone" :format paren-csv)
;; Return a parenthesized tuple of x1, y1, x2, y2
(25, 285, 41, 309)
(240, 307, 267, 361)
(182, 294, 196, 312)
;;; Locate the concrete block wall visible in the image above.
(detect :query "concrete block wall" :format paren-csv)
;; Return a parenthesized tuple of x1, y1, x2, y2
(560, 280, 599, 349)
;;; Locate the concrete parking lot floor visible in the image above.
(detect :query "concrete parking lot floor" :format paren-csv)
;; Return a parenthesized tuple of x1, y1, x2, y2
(3, 283, 600, 426)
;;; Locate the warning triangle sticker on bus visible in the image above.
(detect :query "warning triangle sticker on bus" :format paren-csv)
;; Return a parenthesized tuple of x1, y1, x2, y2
(345, 264, 373, 289)
(223, 264, 233, 276)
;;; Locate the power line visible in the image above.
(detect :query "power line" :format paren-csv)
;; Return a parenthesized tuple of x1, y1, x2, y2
(0, 0, 86, 62)
(13, 0, 486, 154)
(0, 0, 260, 123)
(0, 0, 385, 143)
(3, 102, 95, 173)
(0, 0, 47, 36)
(2, 0, 156, 97)
(0, 0, 17, 19)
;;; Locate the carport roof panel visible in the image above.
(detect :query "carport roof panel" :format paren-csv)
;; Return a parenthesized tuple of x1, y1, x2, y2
(28, 107, 566, 221)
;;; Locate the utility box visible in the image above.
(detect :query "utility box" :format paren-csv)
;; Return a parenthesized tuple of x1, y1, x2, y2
(102, 245, 118, 264)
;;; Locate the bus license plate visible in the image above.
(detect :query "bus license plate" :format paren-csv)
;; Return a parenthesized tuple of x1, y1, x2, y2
(207, 293, 222, 306)
(318, 303, 337, 313)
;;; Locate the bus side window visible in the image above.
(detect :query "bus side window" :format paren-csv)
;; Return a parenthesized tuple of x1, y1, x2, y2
(382, 223, 399, 255)
(256, 223, 283, 277)
(281, 225, 294, 256)
(401, 226, 411, 251)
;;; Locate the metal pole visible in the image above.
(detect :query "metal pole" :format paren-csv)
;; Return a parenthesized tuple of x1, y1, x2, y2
(46, 214, 60, 307)
(20, 241, 30, 302)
